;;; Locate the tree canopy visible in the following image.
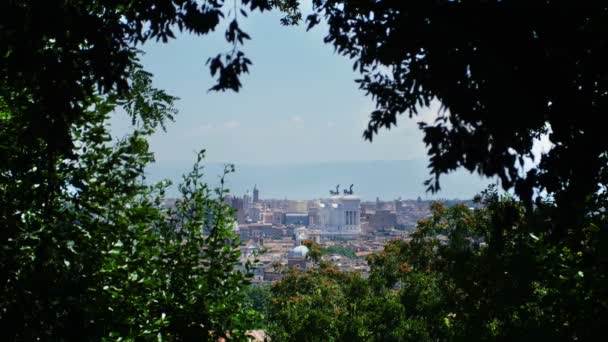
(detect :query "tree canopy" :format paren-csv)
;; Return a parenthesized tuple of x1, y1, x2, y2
(305, 2, 608, 234)
(3, 1, 608, 340)
(1, 64, 258, 339)
(0, 1, 289, 339)
(267, 188, 608, 341)
(0, 0, 272, 157)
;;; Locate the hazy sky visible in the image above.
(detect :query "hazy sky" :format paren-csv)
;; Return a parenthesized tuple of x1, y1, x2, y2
(107, 7, 517, 200)
(111, 7, 439, 167)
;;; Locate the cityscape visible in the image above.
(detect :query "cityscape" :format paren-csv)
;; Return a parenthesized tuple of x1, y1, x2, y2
(4, 2, 605, 340)
(166, 184, 476, 284)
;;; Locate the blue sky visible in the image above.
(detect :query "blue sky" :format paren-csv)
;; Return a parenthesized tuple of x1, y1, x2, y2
(112, 7, 439, 166)
(109, 7, 497, 199)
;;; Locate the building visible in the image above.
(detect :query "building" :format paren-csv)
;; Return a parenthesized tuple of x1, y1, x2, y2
(239, 223, 283, 239)
(315, 190, 361, 240)
(294, 226, 321, 244)
(248, 206, 261, 223)
(230, 197, 246, 224)
(272, 210, 284, 225)
(287, 200, 308, 213)
(287, 231, 313, 270)
(241, 240, 261, 258)
(284, 212, 309, 226)
(261, 211, 274, 224)
(243, 191, 251, 212)
(308, 207, 320, 225)
(394, 199, 403, 212)
(253, 185, 259, 203)
(367, 210, 397, 231)
(285, 225, 297, 238)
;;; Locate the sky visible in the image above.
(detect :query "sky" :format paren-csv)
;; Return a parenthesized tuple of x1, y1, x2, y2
(111, 8, 438, 165)
(110, 6, 494, 199)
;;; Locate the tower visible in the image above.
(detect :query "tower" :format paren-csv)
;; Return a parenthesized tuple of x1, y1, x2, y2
(253, 184, 259, 203)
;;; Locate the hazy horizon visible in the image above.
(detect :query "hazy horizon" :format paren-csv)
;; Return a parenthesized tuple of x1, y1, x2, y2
(146, 158, 495, 201)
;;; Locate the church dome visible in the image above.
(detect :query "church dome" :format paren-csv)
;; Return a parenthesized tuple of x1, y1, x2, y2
(289, 245, 309, 258)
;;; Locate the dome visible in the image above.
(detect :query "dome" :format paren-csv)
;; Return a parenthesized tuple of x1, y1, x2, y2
(289, 245, 309, 258)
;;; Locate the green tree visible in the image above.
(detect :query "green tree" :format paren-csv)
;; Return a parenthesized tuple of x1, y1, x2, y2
(268, 265, 372, 342)
(324, 244, 356, 259)
(0, 0, 279, 162)
(0, 1, 305, 339)
(269, 186, 608, 340)
(366, 187, 608, 340)
(268, 241, 432, 342)
(0, 66, 254, 340)
(272, 4, 608, 339)
(303, 2, 608, 237)
(243, 284, 272, 328)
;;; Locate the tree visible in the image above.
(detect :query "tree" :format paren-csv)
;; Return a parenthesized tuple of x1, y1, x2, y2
(304, 2, 608, 237)
(366, 187, 608, 340)
(268, 265, 373, 342)
(0, 66, 254, 340)
(0, 1, 304, 339)
(324, 244, 357, 259)
(274, 4, 608, 338)
(268, 240, 431, 342)
(4, 1, 608, 339)
(270, 187, 608, 340)
(243, 284, 272, 328)
(0, 0, 275, 161)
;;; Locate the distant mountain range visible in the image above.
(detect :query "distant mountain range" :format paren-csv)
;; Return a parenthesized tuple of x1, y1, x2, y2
(145, 159, 495, 201)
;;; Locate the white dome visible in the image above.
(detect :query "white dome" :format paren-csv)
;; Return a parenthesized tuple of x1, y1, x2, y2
(289, 245, 309, 258)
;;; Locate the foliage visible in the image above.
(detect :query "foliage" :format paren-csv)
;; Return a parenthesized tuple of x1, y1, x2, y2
(302, 238, 323, 263)
(0, 68, 254, 340)
(269, 240, 422, 341)
(324, 244, 356, 259)
(370, 187, 601, 340)
(269, 187, 608, 340)
(243, 284, 273, 328)
(268, 4, 608, 339)
(0, 0, 275, 158)
(268, 266, 372, 342)
(304, 2, 608, 234)
(4, 2, 608, 340)
(271, 0, 303, 25)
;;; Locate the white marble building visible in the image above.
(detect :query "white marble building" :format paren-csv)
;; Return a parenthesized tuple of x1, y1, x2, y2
(316, 194, 361, 240)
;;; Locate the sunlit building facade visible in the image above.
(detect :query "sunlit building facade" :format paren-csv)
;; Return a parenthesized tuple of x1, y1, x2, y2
(316, 194, 361, 240)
